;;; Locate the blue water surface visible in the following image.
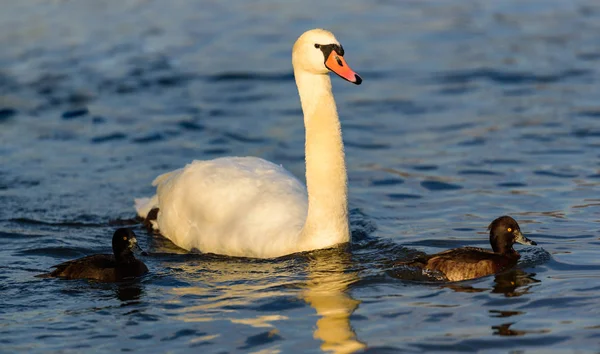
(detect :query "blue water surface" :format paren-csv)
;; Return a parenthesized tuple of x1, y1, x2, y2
(1, 0, 600, 352)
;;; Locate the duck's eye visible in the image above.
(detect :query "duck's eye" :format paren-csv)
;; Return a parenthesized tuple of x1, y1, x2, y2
(314, 44, 320, 49)
(123, 236, 128, 241)
(507, 228, 512, 232)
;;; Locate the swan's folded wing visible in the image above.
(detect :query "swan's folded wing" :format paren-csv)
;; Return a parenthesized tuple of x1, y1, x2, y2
(150, 157, 309, 256)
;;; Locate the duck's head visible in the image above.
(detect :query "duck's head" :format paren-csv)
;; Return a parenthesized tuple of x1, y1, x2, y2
(488, 216, 537, 254)
(112, 228, 143, 261)
(292, 29, 362, 85)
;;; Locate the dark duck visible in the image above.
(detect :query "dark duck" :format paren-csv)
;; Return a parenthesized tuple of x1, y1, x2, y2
(397, 216, 537, 282)
(39, 228, 148, 282)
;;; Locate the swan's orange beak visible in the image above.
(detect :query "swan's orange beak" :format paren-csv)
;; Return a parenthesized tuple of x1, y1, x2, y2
(325, 50, 362, 85)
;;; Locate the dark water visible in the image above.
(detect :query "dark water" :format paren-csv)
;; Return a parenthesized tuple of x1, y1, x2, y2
(2, 0, 600, 352)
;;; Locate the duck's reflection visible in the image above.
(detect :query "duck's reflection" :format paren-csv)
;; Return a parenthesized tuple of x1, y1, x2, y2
(491, 269, 540, 297)
(444, 269, 540, 297)
(492, 322, 550, 336)
(489, 309, 524, 318)
(162, 246, 364, 353)
(115, 282, 144, 302)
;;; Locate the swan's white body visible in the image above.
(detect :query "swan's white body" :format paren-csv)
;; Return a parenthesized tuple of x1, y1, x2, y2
(135, 29, 361, 258)
(136, 157, 309, 257)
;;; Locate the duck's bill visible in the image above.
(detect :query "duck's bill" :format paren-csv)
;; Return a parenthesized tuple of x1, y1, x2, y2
(514, 230, 537, 246)
(325, 50, 362, 85)
(129, 237, 148, 256)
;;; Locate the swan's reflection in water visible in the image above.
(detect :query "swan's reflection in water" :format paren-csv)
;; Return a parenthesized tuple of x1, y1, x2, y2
(303, 248, 366, 353)
(162, 246, 364, 352)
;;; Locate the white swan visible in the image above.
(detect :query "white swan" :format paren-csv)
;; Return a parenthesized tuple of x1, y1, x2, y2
(135, 29, 362, 258)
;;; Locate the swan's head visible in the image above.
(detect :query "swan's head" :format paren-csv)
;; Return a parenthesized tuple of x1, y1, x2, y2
(292, 29, 362, 85)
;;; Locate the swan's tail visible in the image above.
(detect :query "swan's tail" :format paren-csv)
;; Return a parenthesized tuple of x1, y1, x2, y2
(135, 169, 180, 227)
(134, 195, 158, 219)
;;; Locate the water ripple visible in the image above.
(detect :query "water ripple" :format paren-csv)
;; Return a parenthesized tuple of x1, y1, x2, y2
(61, 109, 89, 120)
(91, 132, 127, 144)
(433, 68, 591, 85)
(420, 180, 463, 191)
(0, 108, 17, 121)
(205, 72, 293, 83)
(348, 98, 444, 115)
(9, 217, 105, 227)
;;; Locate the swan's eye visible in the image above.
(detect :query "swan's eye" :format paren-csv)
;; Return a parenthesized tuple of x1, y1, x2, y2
(314, 44, 320, 49)
(507, 228, 512, 232)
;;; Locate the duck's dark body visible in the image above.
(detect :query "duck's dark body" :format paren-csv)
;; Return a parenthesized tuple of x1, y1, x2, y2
(398, 216, 537, 282)
(47, 254, 149, 282)
(406, 247, 520, 282)
(38, 228, 148, 283)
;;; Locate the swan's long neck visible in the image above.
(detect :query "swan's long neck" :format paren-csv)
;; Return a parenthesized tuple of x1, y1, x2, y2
(295, 70, 350, 251)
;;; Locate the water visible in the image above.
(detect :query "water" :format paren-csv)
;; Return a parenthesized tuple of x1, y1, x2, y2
(2, 0, 600, 352)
